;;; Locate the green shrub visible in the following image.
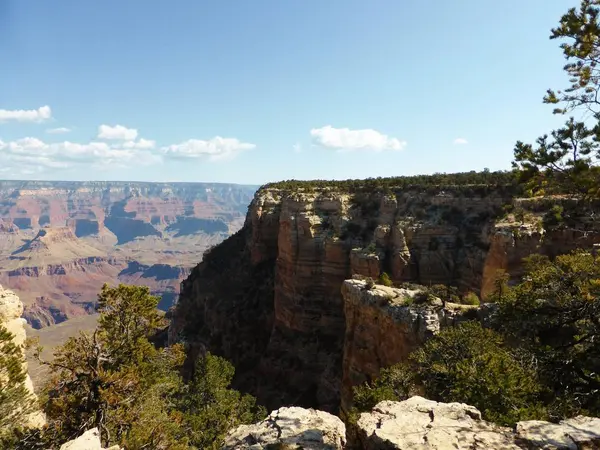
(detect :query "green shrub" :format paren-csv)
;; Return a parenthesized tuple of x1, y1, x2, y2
(378, 272, 393, 287)
(352, 322, 548, 427)
(461, 292, 480, 306)
(495, 251, 600, 418)
(412, 322, 547, 426)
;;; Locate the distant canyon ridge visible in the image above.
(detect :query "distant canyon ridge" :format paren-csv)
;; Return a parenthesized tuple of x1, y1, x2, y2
(0, 180, 256, 328)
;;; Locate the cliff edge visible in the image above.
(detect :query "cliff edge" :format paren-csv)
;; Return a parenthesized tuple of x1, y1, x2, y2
(171, 184, 600, 413)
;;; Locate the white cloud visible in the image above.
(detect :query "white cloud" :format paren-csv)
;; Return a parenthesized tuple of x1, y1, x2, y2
(97, 124, 138, 141)
(292, 142, 302, 153)
(0, 136, 160, 173)
(46, 127, 72, 134)
(161, 136, 255, 161)
(310, 125, 406, 152)
(122, 138, 156, 150)
(0, 126, 249, 176)
(0, 105, 52, 123)
(453, 137, 468, 145)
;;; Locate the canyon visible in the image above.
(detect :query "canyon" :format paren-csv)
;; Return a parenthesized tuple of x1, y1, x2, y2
(170, 184, 600, 414)
(0, 180, 256, 328)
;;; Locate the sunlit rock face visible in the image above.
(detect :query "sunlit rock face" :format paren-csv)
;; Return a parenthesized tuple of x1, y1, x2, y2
(0, 284, 45, 429)
(172, 186, 600, 413)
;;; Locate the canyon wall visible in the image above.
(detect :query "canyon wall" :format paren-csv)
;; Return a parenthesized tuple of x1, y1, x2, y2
(0, 181, 256, 327)
(171, 186, 600, 413)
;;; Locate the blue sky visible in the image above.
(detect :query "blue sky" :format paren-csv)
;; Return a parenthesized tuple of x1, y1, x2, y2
(0, 0, 575, 184)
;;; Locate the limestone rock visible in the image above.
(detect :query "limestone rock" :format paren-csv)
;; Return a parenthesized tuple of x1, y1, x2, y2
(223, 406, 346, 449)
(515, 416, 600, 449)
(357, 396, 520, 449)
(0, 284, 45, 429)
(59, 428, 121, 450)
(357, 397, 600, 450)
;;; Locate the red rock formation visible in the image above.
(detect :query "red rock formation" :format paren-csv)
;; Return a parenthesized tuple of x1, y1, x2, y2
(0, 181, 256, 327)
(172, 187, 600, 413)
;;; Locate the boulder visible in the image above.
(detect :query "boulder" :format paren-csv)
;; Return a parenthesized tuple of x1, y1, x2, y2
(515, 416, 600, 449)
(357, 396, 520, 449)
(59, 428, 121, 450)
(223, 406, 346, 449)
(356, 396, 600, 450)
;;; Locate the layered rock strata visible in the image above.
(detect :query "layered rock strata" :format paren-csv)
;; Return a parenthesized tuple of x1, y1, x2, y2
(172, 187, 600, 413)
(0, 181, 256, 326)
(340, 279, 479, 412)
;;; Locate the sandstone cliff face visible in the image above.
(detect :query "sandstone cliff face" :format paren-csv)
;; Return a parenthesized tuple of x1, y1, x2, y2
(340, 279, 480, 413)
(172, 187, 600, 413)
(0, 181, 256, 327)
(0, 284, 45, 429)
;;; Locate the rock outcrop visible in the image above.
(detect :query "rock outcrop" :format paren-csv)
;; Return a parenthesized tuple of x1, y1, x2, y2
(59, 428, 121, 450)
(172, 187, 600, 413)
(356, 397, 600, 450)
(341, 279, 479, 412)
(223, 407, 346, 449)
(0, 284, 45, 428)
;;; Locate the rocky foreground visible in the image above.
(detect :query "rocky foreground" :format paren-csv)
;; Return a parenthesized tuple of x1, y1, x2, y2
(222, 397, 600, 450)
(59, 397, 600, 449)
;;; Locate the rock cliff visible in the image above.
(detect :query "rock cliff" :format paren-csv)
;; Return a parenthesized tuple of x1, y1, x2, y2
(0, 284, 45, 429)
(0, 180, 256, 327)
(340, 279, 481, 413)
(172, 185, 600, 413)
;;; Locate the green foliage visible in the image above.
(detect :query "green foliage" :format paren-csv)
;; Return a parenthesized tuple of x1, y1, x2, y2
(412, 322, 547, 426)
(260, 171, 518, 194)
(461, 292, 481, 306)
(378, 272, 393, 287)
(29, 283, 263, 449)
(428, 284, 461, 303)
(495, 251, 600, 417)
(513, 1, 600, 197)
(0, 324, 37, 437)
(353, 322, 547, 427)
(351, 363, 417, 416)
(542, 204, 566, 228)
(177, 353, 266, 449)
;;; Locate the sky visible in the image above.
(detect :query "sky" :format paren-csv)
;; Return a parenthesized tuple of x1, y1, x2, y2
(0, 0, 577, 184)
